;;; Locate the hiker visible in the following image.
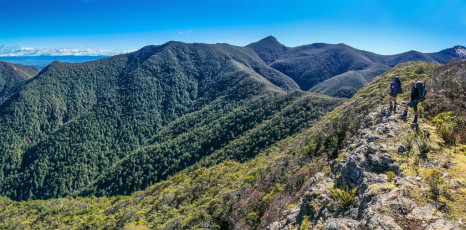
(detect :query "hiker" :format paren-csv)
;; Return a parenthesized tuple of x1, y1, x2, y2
(389, 77, 400, 112)
(402, 81, 425, 123)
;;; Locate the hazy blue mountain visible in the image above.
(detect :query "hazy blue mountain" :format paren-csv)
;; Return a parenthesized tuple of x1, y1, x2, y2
(0, 55, 109, 69)
(246, 36, 465, 97)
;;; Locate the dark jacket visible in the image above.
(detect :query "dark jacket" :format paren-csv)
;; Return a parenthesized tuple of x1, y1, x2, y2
(410, 87, 419, 102)
(390, 82, 398, 94)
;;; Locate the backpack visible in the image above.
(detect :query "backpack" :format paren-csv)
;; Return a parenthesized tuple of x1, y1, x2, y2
(415, 81, 427, 101)
(394, 76, 402, 93)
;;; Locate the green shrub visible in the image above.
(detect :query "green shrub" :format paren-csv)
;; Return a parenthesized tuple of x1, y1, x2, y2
(401, 130, 416, 156)
(414, 166, 420, 176)
(454, 145, 466, 156)
(262, 183, 284, 203)
(336, 152, 346, 164)
(329, 184, 358, 209)
(287, 203, 296, 210)
(423, 169, 444, 200)
(300, 216, 312, 230)
(244, 175, 255, 184)
(415, 66, 426, 74)
(247, 212, 257, 226)
(387, 171, 395, 183)
(432, 112, 458, 144)
(401, 128, 431, 159)
(416, 129, 431, 157)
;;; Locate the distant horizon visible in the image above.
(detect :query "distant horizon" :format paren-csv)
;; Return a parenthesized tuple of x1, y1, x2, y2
(2, 36, 465, 70)
(0, 36, 464, 58)
(1, 0, 465, 56)
(0, 55, 112, 69)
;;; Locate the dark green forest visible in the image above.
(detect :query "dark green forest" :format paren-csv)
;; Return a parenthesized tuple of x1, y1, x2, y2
(1, 61, 463, 229)
(0, 42, 340, 200)
(0, 61, 38, 104)
(0, 39, 463, 202)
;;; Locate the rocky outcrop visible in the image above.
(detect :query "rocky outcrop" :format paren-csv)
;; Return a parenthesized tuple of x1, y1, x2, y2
(267, 104, 463, 229)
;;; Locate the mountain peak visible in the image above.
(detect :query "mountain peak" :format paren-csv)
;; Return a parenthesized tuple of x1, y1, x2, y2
(454, 45, 466, 58)
(252, 36, 284, 48)
(246, 36, 287, 64)
(260, 35, 279, 42)
(434, 45, 466, 60)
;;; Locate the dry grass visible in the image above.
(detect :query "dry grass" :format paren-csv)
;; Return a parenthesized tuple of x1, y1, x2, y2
(396, 121, 466, 221)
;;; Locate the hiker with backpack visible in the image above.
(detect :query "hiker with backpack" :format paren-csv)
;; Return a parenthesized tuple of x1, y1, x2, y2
(401, 81, 426, 123)
(389, 76, 402, 112)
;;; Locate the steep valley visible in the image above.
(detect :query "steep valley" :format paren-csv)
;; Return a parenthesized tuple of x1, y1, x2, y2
(0, 38, 464, 229)
(0, 60, 464, 229)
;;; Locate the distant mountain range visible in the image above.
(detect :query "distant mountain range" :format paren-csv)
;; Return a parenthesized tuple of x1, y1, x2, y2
(247, 36, 466, 97)
(0, 37, 464, 201)
(0, 55, 109, 69)
(0, 41, 341, 200)
(2, 37, 464, 98)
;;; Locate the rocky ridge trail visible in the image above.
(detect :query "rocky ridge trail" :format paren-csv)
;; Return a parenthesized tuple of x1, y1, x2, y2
(268, 102, 464, 230)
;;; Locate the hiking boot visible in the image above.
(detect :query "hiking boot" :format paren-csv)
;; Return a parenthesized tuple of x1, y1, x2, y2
(399, 112, 407, 121)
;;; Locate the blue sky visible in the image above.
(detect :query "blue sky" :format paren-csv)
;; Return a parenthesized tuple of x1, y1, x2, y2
(0, 0, 465, 56)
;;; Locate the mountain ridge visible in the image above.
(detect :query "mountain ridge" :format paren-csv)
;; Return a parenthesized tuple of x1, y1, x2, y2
(2, 37, 464, 99)
(0, 40, 319, 200)
(1, 61, 463, 229)
(245, 36, 465, 97)
(0, 38, 464, 201)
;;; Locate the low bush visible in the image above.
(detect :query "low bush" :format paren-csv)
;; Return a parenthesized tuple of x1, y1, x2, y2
(432, 112, 460, 145)
(387, 171, 395, 183)
(300, 216, 312, 230)
(262, 183, 284, 203)
(329, 184, 358, 209)
(423, 169, 444, 200)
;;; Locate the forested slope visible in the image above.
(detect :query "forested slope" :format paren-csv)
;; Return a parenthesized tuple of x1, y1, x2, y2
(0, 41, 332, 200)
(80, 91, 342, 197)
(2, 61, 463, 229)
(0, 61, 38, 104)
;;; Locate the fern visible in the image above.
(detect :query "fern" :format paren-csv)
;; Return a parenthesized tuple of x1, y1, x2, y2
(329, 184, 358, 209)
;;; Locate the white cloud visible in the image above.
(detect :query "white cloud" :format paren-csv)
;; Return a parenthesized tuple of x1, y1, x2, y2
(178, 30, 194, 36)
(0, 45, 131, 57)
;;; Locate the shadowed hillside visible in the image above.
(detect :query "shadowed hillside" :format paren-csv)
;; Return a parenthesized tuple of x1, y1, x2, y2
(1, 61, 463, 229)
(247, 37, 465, 97)
(0, 61, 38, 104)
(0, 42, 335, 200)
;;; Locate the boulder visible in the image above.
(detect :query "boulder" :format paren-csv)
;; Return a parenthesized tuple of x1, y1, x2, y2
(426, 219, 459, 230)
(388, 197, 417, 215)
(368, 153, 393, 173)
(367, 143, 379, 154)
(339, 153, 366, 187)
(408, 203, 441, 222)
(323, 218, 361, 230)
(367, 214, 403, 230)
(360, 172, 386, 193)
